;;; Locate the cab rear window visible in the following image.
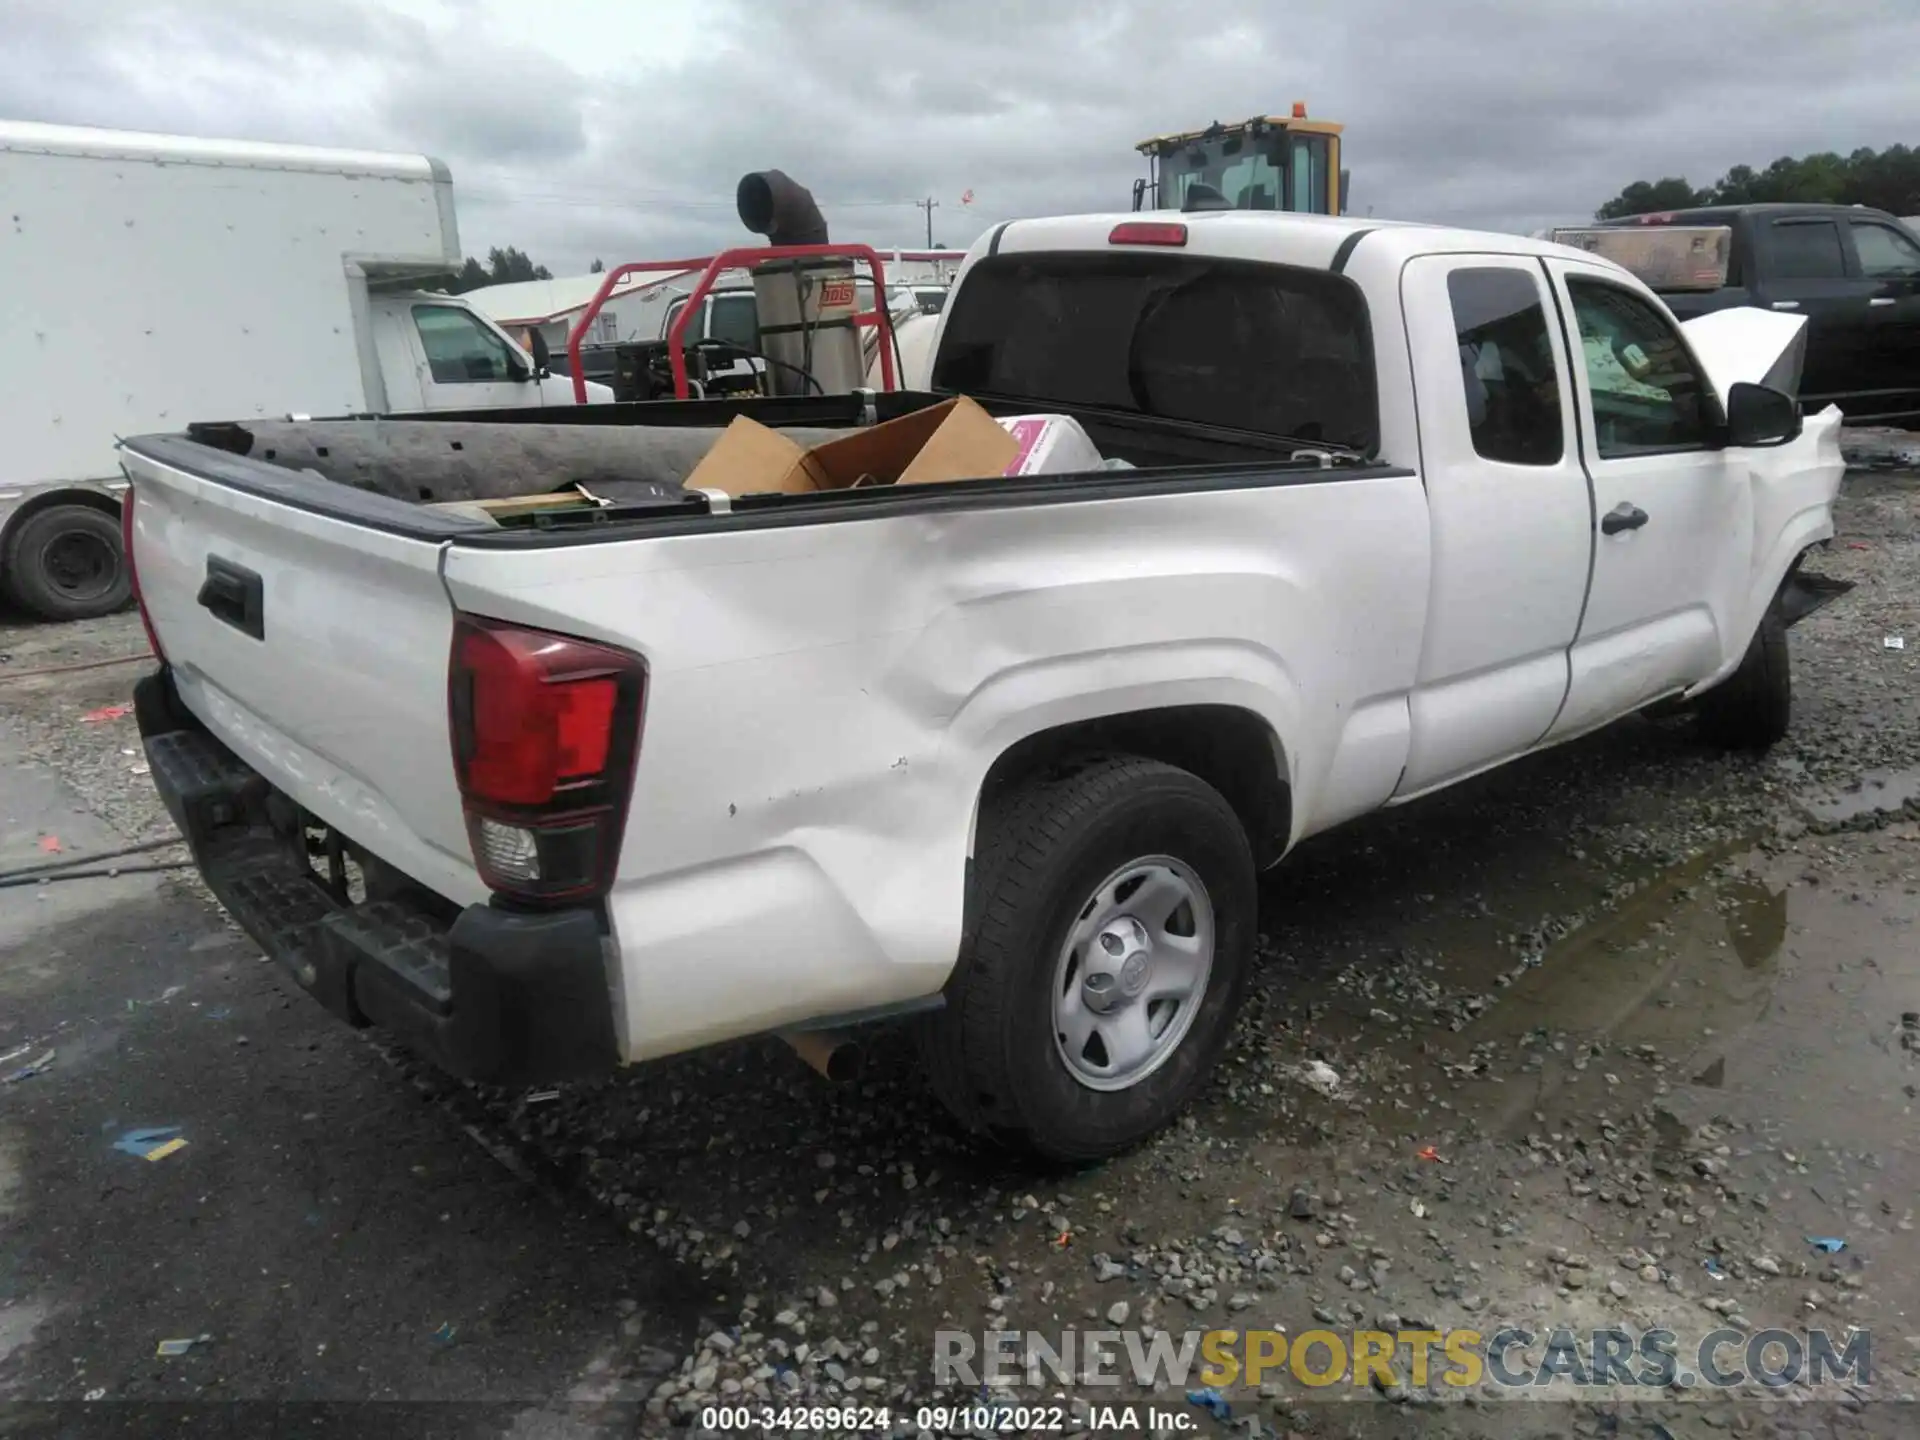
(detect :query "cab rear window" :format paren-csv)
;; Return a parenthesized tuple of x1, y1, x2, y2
(932, 252, 1377, 454)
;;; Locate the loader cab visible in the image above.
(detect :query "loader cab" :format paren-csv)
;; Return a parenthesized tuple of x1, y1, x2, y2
(1134, 108, 1347, 216)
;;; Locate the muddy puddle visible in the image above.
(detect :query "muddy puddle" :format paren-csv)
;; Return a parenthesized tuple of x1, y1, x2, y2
(1341, 835, 1919, 1147)
(1801, 767, 1920, 826)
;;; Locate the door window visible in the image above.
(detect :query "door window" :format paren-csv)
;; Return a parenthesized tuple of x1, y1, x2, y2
(1566, 278, 1711, 457)
(412, 306, 515, 383)
(1765, 219, 1847, 281)
(664, 298, 705, 342)
(708, 294, 760, 350)
(1850, 221, 1920, 278)
(1446, 268, 1564, 465)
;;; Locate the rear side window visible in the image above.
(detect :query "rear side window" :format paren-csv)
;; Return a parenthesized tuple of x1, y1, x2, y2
(933, 253, 1377, 453)
(1446, 268, 1564, 466)
(1765, 220, 1847, 281)
(1850, 221, 1920, 278)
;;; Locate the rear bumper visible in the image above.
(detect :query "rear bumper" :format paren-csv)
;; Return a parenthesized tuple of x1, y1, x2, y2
(135, 668, 619, 1087)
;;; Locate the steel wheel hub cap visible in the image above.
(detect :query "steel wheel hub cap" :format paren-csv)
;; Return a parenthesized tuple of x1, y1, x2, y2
(1052, 856, 1215, 1092)
(44, 532, 115, 600)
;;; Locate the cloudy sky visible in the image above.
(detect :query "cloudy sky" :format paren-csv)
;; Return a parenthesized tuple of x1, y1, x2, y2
(6, 0, 1912, 277)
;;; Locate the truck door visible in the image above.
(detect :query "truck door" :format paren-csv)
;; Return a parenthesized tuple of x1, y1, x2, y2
(1540, 259, 1750, 739)
(1392, 256, 1593, 796)
(1843, 215, 1920, 419)
(401, 302, 534, 412)
(1750, 214, 1876, 409)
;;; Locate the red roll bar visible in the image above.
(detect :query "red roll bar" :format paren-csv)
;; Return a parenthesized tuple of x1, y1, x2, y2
(566, 245, 898, 404)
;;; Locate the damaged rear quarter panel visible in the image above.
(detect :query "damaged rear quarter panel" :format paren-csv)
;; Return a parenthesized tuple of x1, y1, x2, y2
(439, 473, 1429, 1059)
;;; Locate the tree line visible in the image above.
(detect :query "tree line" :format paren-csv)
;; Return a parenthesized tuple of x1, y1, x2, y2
(1595, 144, 1920, 219)
(435, 245, 554, 294)
(431, 249, 610, 293)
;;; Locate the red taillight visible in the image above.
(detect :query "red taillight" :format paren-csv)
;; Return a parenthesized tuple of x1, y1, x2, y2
(1109, 221, 1188, 247)
(448, 614, 646, 903)
(121, 485, 166, 662)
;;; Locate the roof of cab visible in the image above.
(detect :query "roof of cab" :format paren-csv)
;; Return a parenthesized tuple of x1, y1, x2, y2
(1595, 202, 1899, 228)
(983, 209, 1625, 277)
(1135, 116, 1345, 152)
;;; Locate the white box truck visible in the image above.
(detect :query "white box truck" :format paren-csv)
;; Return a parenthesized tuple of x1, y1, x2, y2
(0, 120, 611, 621)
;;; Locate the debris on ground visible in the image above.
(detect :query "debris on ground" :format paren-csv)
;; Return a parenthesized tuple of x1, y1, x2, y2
(1807, 1235, 1847, 1253)
(154, 1335, 211, 1357)
(1, 1048, 55, 1084)
(126, 985, 185, 1012)
(1291, 1059, 1342, 1096)
(113, 1126, 187, 1161)
(1186, 1386, 1231, 1420)
(80, 704, 131, 723)
(37, 835, 60, 854)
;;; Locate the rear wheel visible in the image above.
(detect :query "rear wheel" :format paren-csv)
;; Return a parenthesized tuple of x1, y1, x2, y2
(3, 504, 130, 621)
(1696, 610, 1791, 751)
(920, 755, 1256, 1163)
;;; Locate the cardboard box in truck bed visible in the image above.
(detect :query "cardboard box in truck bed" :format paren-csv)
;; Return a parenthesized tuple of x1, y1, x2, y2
(684, 396, 1018, 496)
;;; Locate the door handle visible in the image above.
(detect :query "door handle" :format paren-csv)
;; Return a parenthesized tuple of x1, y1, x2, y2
(1869, 297, 1896, 308)
(1601, 503, 1649, 535)
(1770, 300, 1801, 311)
(198, 555, 265, 639)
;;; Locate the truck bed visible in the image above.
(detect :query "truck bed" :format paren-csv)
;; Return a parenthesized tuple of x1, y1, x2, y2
(152, 390, 1375, 531)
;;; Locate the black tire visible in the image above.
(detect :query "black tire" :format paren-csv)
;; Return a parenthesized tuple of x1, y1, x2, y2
(1696, 610, 1791, 751)
(3, 504, 130, 621)
(920, 755, 1256, 1164)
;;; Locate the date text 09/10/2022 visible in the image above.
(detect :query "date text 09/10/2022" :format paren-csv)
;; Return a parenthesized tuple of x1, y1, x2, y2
(697, 1405, 1195, 1433)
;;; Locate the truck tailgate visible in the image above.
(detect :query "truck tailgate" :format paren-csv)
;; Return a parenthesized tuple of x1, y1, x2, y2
(122, 442, 482, 906)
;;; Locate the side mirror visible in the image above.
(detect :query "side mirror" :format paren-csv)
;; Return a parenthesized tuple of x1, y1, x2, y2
(529, 329, 552, 376)
(1725, 381, 1802, 448)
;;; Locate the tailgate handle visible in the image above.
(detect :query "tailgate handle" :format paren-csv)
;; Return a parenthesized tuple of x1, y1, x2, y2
(198, 556, 265, 640)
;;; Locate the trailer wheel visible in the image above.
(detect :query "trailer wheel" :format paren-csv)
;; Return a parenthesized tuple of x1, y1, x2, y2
(3, 504, 130, 621)
(1696, 610, 1792, 751)
(920, 755, 1256, 1164)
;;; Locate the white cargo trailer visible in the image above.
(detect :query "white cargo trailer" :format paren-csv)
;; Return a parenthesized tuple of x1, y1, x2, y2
(0, 120, 607, 620)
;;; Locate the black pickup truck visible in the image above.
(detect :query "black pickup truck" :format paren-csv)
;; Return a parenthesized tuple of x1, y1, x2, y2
(1591, 204, 1920, 424)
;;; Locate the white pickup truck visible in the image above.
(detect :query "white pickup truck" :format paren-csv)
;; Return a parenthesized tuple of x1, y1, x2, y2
(121, 210, 1846, 1162)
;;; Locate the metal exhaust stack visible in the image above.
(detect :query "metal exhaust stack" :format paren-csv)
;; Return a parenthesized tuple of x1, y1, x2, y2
(781, 1029, 863, 1083)
(734, 170, 864, 396)
(736, 170, 829, 247)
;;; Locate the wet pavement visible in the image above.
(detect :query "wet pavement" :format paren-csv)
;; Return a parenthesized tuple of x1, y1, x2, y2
(0, 453, 1917, 1438)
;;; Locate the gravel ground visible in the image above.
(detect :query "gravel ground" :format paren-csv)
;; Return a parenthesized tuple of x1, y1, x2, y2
(2, 442, 1917, 1439)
